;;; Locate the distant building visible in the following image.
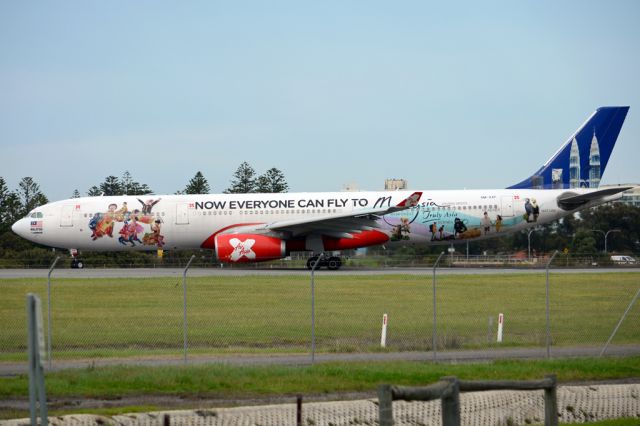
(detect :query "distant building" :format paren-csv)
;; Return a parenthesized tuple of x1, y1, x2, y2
(621, 187, 640, 207)
(384, 179, 408, 191)
(600, 184, 640, 207)
(589, 130, 601, 188)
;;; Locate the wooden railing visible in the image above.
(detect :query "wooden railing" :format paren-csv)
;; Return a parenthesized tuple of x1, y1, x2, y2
(378, 374, 557, 426)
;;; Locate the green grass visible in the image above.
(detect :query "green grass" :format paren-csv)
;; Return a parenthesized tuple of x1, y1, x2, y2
(1, 357, 639, 421)
(1, 273, 639, 360)
(1, 357, 639, 399)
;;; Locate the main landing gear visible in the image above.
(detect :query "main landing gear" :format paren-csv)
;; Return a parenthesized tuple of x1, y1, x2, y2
(306, 255, 343, 270)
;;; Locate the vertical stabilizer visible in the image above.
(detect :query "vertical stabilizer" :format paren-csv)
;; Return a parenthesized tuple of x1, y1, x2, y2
(508, 106, 629, 189)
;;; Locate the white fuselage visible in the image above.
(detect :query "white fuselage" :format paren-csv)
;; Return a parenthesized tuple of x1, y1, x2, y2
(11, 188, 617, 254)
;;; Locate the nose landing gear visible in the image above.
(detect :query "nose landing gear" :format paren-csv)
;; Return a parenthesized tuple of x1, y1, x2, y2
(69, 248, 84, 269)
(70, 258, 84, 269)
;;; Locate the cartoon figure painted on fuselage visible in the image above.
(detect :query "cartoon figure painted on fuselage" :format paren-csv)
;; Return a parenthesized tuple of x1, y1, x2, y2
(138, 198, 161, 215)
(90, 203, 117, 240)
(454, 217, 467, 238)
(91, 201, 166, 248)
(143, 219, 165, 248)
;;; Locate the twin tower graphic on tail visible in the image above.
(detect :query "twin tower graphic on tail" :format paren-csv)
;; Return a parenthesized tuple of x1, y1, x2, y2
(509, 106, 629, 190)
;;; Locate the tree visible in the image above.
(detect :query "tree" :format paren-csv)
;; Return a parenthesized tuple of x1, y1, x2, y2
(225, 162, 257, 194)
(256, 168, 289, 193)
(88, 172, 153, 196)
(572, 230, 597, 255)
(2, 192, 22, 233)
(0, 177, 17, 233)
(99, 176, 123, 196)
(576, 203, 640, 253)
(17, 177, 48, 215)
(0, 177, 9, 220)
(71, 189, 81, 198)
(127, 181, 153, 195)
(121, 171, 153, 195)
(1, 176, 47, 233)
(184, 171, 210, 194)
(87, 185, 102, 197)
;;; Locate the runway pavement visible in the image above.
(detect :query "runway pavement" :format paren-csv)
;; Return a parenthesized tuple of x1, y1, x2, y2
(1, 344, 639, 376)
(1, 266, 639, 279)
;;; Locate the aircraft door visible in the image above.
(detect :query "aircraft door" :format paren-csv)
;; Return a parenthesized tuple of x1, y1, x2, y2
(500, 196, 514, 217)
(176, 203, 189, 225)
(60, 205, 74, 227)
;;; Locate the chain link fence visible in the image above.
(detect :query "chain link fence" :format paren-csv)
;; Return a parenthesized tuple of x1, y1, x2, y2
(0, 258, 639, 365)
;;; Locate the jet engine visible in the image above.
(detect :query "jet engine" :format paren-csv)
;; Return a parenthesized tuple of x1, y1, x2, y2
(215, 234, 286, 263)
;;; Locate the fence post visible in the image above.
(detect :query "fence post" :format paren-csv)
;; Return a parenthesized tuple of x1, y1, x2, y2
(46, 256, 60, 370)
(600, 287, 640, 357)
(182, 255, 196, 365)
(27, 294, 48, 426)
(545, 250, 558, 359)
(432, 252, 445, 361)
(377, 384, 393, 426)
(544, 374, 558, 426)
(441, 377, 461, 426)
(296, 395, 302, 426)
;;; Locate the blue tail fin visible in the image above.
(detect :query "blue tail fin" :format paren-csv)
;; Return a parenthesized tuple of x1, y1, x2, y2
(508, 106, 629, 189)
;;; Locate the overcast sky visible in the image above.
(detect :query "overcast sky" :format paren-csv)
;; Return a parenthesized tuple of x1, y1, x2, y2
(1, 1, 639, 201)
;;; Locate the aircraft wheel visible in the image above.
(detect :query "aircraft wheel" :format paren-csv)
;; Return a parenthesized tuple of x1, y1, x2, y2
(76, 261, 84, 269)
(327, 256, 342, 270)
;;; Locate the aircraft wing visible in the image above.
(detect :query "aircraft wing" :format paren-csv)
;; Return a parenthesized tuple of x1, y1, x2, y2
(220, 191, 422, 239)
(557, 186, 632, 210)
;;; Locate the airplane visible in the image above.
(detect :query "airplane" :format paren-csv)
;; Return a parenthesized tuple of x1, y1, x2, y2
(12, 106, 632, 270)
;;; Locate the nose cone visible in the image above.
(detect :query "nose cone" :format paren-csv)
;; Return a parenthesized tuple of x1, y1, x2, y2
(11, 218, 29, 239)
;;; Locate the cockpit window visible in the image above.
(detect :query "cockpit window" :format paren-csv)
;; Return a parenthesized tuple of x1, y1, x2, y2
(29, 212, 44, 218)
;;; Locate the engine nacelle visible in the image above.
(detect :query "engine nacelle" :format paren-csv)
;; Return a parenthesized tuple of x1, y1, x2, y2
(215, 234, 286, 263)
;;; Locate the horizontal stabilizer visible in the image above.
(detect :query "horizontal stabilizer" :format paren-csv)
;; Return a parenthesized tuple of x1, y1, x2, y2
(557, 186, 632, 210)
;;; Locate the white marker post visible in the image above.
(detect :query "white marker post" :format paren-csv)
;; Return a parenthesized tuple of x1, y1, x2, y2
(380, 314, 388, 348)
(497, 313, 504, 343)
